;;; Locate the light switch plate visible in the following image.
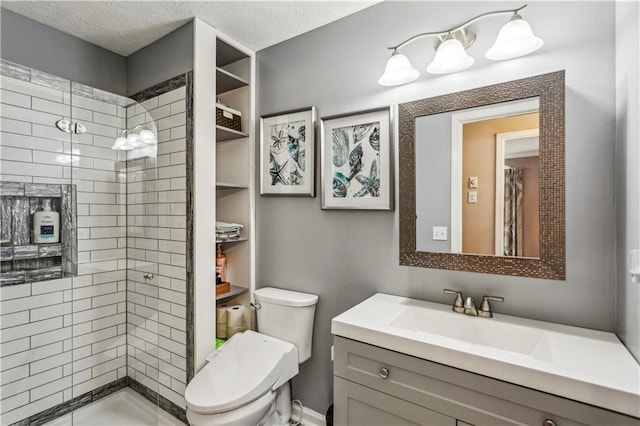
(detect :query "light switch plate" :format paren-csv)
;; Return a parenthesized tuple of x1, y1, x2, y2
(433, 226, 448, 241)
(468, 191, 478, 203)
(469, 176, 478, 188)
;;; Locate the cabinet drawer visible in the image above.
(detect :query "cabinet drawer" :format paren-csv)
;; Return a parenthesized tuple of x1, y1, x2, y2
(335, 376, 455, 426)
(334, 336, 639, 426)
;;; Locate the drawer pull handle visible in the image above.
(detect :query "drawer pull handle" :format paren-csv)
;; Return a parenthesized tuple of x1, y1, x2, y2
(378, 367, 390, 379)
(543, 420, 557, 426)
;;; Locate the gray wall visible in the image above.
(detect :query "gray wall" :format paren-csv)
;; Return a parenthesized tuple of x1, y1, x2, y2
(415, 113, 451, 252)
(256, 1, 617, 414)
(126, 21, 193, 96)
(0, 8, 127, 95)
(615, 1, 640, 362)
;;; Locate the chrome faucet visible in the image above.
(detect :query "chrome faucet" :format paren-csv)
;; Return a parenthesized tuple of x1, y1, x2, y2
(443, 289, 504, 318)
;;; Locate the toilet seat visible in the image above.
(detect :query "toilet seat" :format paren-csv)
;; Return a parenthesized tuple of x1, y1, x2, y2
(185, 331, 299, 414)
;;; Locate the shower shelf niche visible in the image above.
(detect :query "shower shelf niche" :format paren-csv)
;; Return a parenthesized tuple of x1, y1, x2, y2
(1, 182, 77, 286)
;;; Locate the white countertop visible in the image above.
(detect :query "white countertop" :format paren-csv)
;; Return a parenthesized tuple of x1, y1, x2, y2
(331, 293, 640, 418)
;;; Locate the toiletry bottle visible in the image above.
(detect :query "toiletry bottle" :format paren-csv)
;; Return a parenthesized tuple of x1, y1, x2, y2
(216, 244, 227, 283)
(33, 199, 60, 244)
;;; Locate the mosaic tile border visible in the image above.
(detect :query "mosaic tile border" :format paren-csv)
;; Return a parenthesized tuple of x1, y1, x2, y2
(398, 71, 566, 280)
(9, 377, 128, 426)
(0, 59, 134, 107)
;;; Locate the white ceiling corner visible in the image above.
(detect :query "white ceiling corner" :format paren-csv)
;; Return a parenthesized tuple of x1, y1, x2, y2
(1, 1, 380, 56)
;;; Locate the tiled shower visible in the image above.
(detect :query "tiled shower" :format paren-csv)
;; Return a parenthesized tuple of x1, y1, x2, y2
(0, 60, 191, 425)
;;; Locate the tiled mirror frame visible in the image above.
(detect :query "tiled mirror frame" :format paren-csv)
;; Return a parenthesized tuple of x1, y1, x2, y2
(398, 71, 565, 280)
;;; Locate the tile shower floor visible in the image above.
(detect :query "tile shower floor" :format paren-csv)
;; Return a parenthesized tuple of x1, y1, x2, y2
(44, 388, 187, 426)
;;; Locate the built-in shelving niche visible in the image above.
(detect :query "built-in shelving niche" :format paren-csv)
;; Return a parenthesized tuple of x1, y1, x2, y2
(1, 182, 77, 286)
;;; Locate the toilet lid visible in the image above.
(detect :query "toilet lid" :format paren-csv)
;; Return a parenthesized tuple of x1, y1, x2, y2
(185, 331, 297, 414)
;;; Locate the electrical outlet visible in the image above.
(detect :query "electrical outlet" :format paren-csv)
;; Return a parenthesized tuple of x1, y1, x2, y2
(468, 191, 478, 203)
(468, 176, 478, 188)
(433, 226, 448, 241)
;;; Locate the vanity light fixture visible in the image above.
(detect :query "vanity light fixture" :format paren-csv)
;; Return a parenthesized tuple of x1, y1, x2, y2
(378, 4, 543, 86)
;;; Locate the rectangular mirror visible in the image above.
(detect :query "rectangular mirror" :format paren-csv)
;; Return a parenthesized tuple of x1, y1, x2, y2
(399, 72, 565, 279)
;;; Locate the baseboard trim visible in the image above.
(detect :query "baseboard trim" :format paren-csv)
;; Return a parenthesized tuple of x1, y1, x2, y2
(292, 402, 327, 426)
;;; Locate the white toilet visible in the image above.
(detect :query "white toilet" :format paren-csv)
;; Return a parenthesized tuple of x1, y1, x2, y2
(185, 287, 318, 426)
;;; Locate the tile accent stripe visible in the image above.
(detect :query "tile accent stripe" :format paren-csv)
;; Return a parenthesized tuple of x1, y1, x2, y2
(128, 377, 188, 424)
(9, 377, 127, 426)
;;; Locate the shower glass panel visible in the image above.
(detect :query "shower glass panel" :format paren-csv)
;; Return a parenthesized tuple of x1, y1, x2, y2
(0, 60, 173, 425)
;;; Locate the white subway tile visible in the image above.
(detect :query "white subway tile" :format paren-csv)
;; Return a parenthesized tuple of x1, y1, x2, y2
(72, 371, 117, 397)
(30, 351, 71, 375)
(0, 146, 32, 162)
(92, 355, 125, 378)
(1, 117, 31, 135)
(0, 316, 63, 342)
(30, 302, 72, 322)
(0, 285, 30, 303)
(31, 123, 72, 143)
(92, 112, 125, 128)
(32, 97, 69, 116)
(170, 100, 185, 115)
(72, 282, 117, 300)
(1, 104, 63, 125)
(149, 104, 171, 121)
(72, 322, 92, 337)
(71, 106, 93, 122)
(1, 88, 31, 108)
(92, 291, 126, 308)
(71, 96, 117, 116)
(77, 192, 116, 205)
(31, 327, 71, 349)
(0, 391, 30, 415)
(1, 311, 30, 329)
(31, 278, 71, 295)
(90, 248, 126, 262)
(0, 366, 62, 400)
(73, 348, 116, 372)
(1, 76, 64, 103)
(77, 260, 120, 276)
(1, 341, 62, 371)
(1, 392, 63, 425)
(0, 365, 29, 385)
(72, 327, 117, 349)
(159, 384, 185, 409)
(0, 337, 30, 357)
(93, 313, 125, 332)
(157, 138, 186, 155)
(30, 376, 71, 401)
(91, 227, 126, 239)
(139, 97, 158, 112)
(78, 238, 117, 251)
(91, 335, 125, 355)
(92, 270, 125, 284)
(1, 292, 63, 315)
(71, 275, 93, 288)
(158, 87, 186, 106)
(72, 367, 91, 385)
(72, 305, 117, 325)
(157, 112, 186, 131)
(0, 159, 63, 178)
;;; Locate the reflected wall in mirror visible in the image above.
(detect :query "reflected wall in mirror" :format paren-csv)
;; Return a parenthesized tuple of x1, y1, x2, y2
(399, 71, 565, 279)
(415, 98, 540, 258)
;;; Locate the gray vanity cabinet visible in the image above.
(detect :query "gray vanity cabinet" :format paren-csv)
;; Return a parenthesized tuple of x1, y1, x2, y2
(333, 336, 640, 426)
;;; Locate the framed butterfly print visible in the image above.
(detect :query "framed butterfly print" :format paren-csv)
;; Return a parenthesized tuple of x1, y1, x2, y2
(320, 107, 393, 210)
(260, 106, 316, 196)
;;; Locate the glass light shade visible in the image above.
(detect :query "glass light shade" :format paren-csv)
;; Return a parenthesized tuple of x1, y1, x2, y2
(486, 15, 543, 60)
(138, 129, 156, 144)
(378, 51, 420, 86)
(426, 38, 475, 75)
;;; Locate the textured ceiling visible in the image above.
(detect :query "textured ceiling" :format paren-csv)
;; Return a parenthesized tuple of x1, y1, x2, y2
(1, 1, 379, 56)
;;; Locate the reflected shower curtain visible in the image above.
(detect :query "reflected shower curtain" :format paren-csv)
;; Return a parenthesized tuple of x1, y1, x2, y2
(503, 167, 524, 256)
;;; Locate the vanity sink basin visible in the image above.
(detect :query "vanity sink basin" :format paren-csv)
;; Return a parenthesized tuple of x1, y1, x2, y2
(332, 293, 640, 418)
(388, 303, 551, 362)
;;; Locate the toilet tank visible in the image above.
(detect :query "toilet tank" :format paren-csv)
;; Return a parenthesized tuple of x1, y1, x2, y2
(255, 287, 318, 363)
